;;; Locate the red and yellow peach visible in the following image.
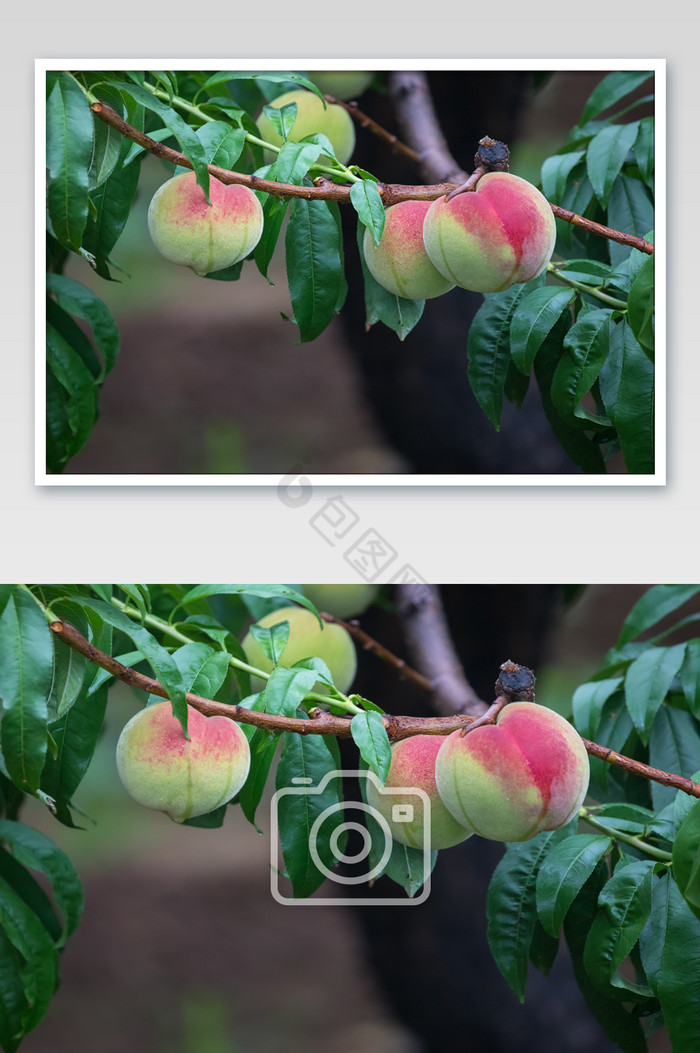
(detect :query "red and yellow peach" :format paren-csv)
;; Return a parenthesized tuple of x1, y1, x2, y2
(435, 702, 589, 842)
(363, 200, 456, 300)
(422, 173, 556, 294)
(116, 702, 251, 823)
(147, 171, 263, 276)
(366, 734, 472, 850)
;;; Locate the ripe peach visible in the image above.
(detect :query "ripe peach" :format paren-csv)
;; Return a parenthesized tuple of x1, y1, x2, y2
(422, 173, 557, 293)
(147, 171, 263, 276)
(116, 702, 251, 823)
(366, 735, 472, 850)
(256, 89, 355, 165)
(301, 584, 379, 619)
(363, 201, 456, 300)
(435, 702, 589, 842)
(241, 606, 357, 695)
(308, 71, 374, 100)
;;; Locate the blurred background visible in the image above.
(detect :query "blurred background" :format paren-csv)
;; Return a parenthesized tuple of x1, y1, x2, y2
(60, 69, 633, 477)
(18, 584, 675, 1053)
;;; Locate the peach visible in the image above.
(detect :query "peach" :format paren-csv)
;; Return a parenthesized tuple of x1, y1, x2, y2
(256, 89, 355, 165)
(301, 584, 379, 619)
(241, 606, 357, 695)
(147, 171, 263, 276)
(308, 71, 374, 100)
(422, 173, 556, 293)
(366, 735, 472, 850)
(116, 702, 251, 823)
(363, 201, 456, 300)
(435, 702, 589, 842)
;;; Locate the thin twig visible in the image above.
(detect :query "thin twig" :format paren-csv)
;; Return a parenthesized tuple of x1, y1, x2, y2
(319, 611, 432, 693)
(324, 94, 420, 164)
(48, 617, 700, 798)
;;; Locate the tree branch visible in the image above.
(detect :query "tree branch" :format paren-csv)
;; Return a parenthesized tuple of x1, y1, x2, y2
(90, 100, 653, 254)
(48, 617, 700, 798)
(319, 611, 432, 694)
(395, 584, 488, 716)
(388, 71, 468, 185)
(48, 617, 700, 799)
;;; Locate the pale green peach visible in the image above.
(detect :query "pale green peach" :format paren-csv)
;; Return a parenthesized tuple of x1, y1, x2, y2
(308, 71, 374, 100)
(301, 584, 379, 620)
(367, 735, 472, 850)
(364, 201, 455, 300)
(242, 606, 357, 695)
(435, 702, 589, 842)
(422, 173, 557, 293)
(147, 171, 263, 276)
(116, 702, 251, 823)
(256, 89, 355, 165)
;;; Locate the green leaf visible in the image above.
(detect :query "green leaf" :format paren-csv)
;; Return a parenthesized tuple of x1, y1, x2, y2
(617, 586, 700, 647)
(48, 635, 86, 720)
(536, 834, 613, 937)
(46, 323, 99, 467)
(649, 707, 700, 810)
(87, 84, 126, 190)
(40, 681, 109, 828)
(350, 712, 391, 783)
(239, 729, 280, 829)
(46, 275, 120, 378)
(583, 858, 655, 995)
(673, 798, 700, 921)
(572, 678, 624, 739)
(599, 318, 655, 474)
(66, 598, 189, 735)
(349, 179, 385, 246)
(254, 192, 289, 280)
(634, 116, 654, 189)
(510, 286, 575, 375)
(0, 821, 83, 946)
(680, 641, 700, 718)
(581, 71, 654, 123)
(286, 197, 345, 342)
(46, 73, 94, 251)
(624, 643, 686, 740)
(0, 874, 58, 1033)
(195, 122, 246, 168)
(606, 175, 654, 268)
(468, 281, 543, 429)
(541, 150, 585, 204)
(108, 81, 212, 200)
(259, 667, 318, 715)
(176, 585, 319, 623)
(551, 308, 612, 422)
(0, 928, 26, 1052)
(357, 223, 424, 340)
(81, 148, 143, 279)
(639, 871, 700, 1053)
(274, 730, 344, 898)
(486, 825, 573, 1002)
(0, 592, 53, 794)
(170, 643, 231, 699)
(533, 314, 606, 473)
(273, 141, 323, 184)
(627, 253, 654, 358)
(565, 864, 647, 1053)
(381, 839, 435, 899)
(586, 122, 640, 206)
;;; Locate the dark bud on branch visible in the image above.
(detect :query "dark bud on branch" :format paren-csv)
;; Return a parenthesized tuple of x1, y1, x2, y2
(474, 135, 510, 173)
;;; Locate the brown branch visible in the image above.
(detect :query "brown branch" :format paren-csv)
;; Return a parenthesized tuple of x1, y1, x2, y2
(550, 204, 654, 254)
(395, 585, 488, 717)
(319, 611, 432, 694)
(90, 100, 454, 206)
(91, 99, 653, 254)
(49, 617, 700, 798)
(581, 739, 700, 798)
